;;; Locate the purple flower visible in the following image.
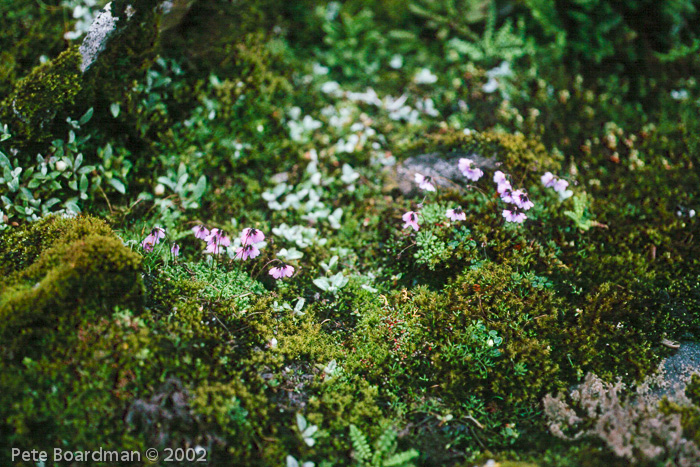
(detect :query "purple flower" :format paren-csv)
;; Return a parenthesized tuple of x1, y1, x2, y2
(141, 227, 165, 252)
(402, 211, 420, 231)
(494, 171, 507, 185)
(141, 237, 155, 252)
(541, 172, 556, 188)
(204, 228, 220, 243)
(192, 225, 210, 240)
(414, 173, 436, 192)
(205, 228, 231, 249)
(235, 244, 261, 260)
(512, 190, 534, 210)
(553, 178, 569, 194)
(171, 243, 180, 257)
(446, 207, 466, 221)
(500, 186, 515, 203)
(503, 208, 527, 223)
(205, 239, 223, 254)
(458, 158, 484, 181)
(240, 228, 265, 245)
(269, 263, 295, 279)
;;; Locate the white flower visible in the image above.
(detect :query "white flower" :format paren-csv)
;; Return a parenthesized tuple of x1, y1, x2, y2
(413, 68, 438, 84)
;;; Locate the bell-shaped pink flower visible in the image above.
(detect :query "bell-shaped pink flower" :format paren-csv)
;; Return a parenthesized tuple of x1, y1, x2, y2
(241, 228, 265, 245)
(503, 208, 527, 223)
(171, 243, 180, 257)
(141, 227, 165, 252)
(269, 264, 295, 279)
(446, 207, 466, 221)
(512, 190, 534, 211)
(553, 179, 569, 194)
(541, 172, 556, 188)
(235, 243, 261, 260)
(500, 186, 515, 203)
(192, 225, 210, 240)
(414, 173, 436, 192)
(458, 158, 484, 181)
(141, 237, 156, 252)
(205, 239, 223, 254)
(402, 211, 420, 231)
(494, 171, 507, 185)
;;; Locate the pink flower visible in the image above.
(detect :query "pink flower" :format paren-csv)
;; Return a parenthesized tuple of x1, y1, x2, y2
(171, 243, 180, 257)
(446, 207, 466, 221)
(205, 239, 223, 254)
(414, 173, 436, 192)
(141, 227, 165, 252)
(192, 225, 210, 240)
(240, 228, 265, 245)
(205, 228, 231, 249)
(402, 211, 420, 231)
(503, 208, 527, 223)
(512, 190, 534, 210)
(235, 243, 261, 260)
(269, 263, 295, 279)
(141, 237, 155, 252)
(500, 186, 515, 203)
(541, 172, 556, 188)
(204, 228, 220, 243)
(496, 179, 512, 196)
(458, 158, 484, 181)
(553, 179, 569, 194)
(494, 171, 507, 185)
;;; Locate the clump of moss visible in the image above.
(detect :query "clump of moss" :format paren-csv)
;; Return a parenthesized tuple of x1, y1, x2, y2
(0, 215, 142, 356)
(0, 214, 113, 276)
(0, 47, 82, 150)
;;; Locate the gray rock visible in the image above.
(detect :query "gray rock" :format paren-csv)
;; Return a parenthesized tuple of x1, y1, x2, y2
(386, 151, 498, 196)
(78, 2, 124, 73)
(657, 341, 700, 396)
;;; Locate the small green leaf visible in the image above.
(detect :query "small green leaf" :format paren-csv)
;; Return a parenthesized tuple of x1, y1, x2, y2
(108, 178, 126, 194)
(110, 103, 120, 118)
(193, 175, 206, 199)
(79, 174, 88, 193)
(64, 199, 80, 213)
(0, 152, 10, 169)
(79, 107, 94, 125)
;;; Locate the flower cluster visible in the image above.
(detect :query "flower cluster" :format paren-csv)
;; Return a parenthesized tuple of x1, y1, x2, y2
(494, 171, 534, 223)
(403, 159, 531, 231)
(235, 228, 264, 260)
(191, 224, 294, 280)
(191, 225, 232, 255)
(541, 171, 571, 199)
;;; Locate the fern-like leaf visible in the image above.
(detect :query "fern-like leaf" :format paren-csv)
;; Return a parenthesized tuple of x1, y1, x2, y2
(350, 424, 372, 462)
(371, 428, 397, 466)
(383, 449, 420, 467)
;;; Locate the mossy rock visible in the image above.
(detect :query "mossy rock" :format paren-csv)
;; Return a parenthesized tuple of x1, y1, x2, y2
(0, 215, 143, 356)
(0, 47, 82, 150)
(0, 0, 68, 99)
(402, 129, 563, 187)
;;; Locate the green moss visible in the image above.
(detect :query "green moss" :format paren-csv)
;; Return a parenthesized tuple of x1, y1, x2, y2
(0, 215, 113, 278)
(403, 129, 562, 185)
(0, 0, 68, 99)
(0, 47, 82, 150)
(0, 215, 142, 356)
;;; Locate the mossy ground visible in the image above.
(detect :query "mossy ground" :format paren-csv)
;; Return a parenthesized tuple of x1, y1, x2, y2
(1, 0, 699, 465)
